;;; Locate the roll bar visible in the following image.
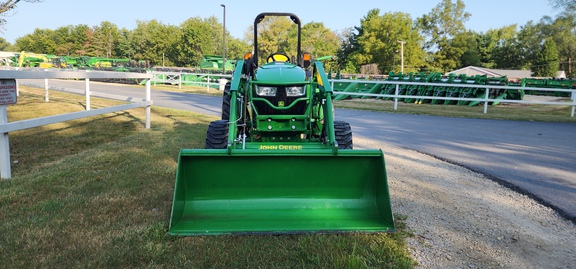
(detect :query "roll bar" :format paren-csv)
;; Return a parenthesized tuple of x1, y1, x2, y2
(253, 12, 302, 67)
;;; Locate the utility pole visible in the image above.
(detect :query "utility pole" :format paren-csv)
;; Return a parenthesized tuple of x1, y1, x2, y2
(398, 41, 405, 74)
(221, 4, 226, 74)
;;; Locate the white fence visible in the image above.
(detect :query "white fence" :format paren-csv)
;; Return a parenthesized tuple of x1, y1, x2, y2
(151, 71, 232, 91)
(0, 69, 153, 179)
(147, 72, 575, 117)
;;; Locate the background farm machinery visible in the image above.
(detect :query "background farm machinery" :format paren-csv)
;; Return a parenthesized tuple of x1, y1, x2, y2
(199, 54, 235, 72)
(331, 71, 576, 105)
(8, 52, 232, 72)
(9, 51, 150, 70)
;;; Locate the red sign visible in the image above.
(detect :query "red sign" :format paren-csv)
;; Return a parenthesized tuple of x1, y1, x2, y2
(0, 79, 17, 105)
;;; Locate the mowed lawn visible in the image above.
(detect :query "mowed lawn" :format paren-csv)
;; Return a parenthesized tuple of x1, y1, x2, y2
(0, 87, 415, 268)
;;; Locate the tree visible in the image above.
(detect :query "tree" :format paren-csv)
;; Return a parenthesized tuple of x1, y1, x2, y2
(301, 22, 340, 71)
(0, 0, 42, 26)
(50, 25, 90, 56)
(343, 8, 379, 72)
(459, 32, 481, 67)
(168, 17, 217, 67)
(205, 16, 224, 57)
(14, 28, 56, 53)
(342, 9, 426, 74)
(131, 20, 178, 65)
(544, 13, 576, 76)
(417, 0, 471, 72)
(532, 38, 559, 77)
(473, 25, 523, 69)
(549, 0, 576, 10)
(0, 36, 9, 50)
(89, 21, 120, 57)
(336, 27, 359, 73)
(492, 42, 523, 69)
(114, 28, 134, 59)
(301, 22, 339, 57)
(52, 26, 75, 55)
(225, 37, 251, 61)
(515, 21, 545, 70)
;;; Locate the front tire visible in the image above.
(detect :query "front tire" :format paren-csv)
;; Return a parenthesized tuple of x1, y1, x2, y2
(205, 120, 229, 149)
(334, 121, 353, 149)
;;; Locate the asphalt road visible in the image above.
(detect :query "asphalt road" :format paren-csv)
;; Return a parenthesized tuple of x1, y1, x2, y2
(20, 79, 576, 222)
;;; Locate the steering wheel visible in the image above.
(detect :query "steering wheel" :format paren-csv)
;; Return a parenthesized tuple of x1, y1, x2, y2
(267, 52, 290, 63)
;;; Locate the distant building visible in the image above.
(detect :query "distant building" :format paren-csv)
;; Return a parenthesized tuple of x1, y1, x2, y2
(0, 51, 17, 66)
(446, 66, 567, 81)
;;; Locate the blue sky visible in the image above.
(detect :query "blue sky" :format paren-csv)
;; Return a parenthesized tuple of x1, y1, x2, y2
(1, 0, 559, 44)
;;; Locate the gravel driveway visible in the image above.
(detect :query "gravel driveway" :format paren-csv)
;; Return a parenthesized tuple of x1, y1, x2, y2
(357, 137, 576, 268)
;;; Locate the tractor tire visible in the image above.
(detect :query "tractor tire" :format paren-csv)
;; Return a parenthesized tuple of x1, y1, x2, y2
(221, 83, 251, 130)
(221, 83, 231, 120)
(334, 121, 353, 149)
(205, 120, 229, 149)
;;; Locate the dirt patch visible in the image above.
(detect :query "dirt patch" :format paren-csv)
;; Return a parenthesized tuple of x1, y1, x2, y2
(356, 138, 576, 269)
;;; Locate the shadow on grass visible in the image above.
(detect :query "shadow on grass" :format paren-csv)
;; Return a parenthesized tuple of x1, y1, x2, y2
(9, 111, 141, 177)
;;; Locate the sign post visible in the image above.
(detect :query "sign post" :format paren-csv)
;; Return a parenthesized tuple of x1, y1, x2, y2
(0, 79, 17, 179)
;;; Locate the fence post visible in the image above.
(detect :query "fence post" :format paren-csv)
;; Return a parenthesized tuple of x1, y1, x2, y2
(179, 71, 182, 90)
(206, 75, 210, 92)
(570, 90, 576, 118)
(85, 78, 91, 111)
(483, 88, 489, 114)
(394, 84, 399, 110)
(0, 105, 11, 179)
(44, 78, 49, 102)
(146, 79, 151, 129)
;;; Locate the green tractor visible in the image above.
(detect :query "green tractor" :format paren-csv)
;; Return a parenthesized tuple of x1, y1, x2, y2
(169, 13, 395, 235)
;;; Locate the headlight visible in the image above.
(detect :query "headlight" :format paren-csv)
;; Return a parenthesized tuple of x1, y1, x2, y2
(255, 86, 277, 96)
(286, 86, 305, 97)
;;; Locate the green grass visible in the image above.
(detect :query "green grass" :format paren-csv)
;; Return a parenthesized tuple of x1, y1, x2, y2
(0, 87, 415, 268)
(334, 98, 576, 122)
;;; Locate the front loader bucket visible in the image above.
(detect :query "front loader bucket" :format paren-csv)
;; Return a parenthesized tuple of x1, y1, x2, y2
(168, 149, 395, 235)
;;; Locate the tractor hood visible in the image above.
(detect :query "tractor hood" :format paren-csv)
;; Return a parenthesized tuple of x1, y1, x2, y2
(255, 62, 306, 83)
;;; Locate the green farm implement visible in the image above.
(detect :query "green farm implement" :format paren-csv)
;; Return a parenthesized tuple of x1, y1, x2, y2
(521, 78, 575, 97)
(168, 13, 395, 235)
(200, 54, 235, 72)
(333, 71, 524, 106)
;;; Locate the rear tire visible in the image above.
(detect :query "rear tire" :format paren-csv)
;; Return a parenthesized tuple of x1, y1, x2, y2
(334, 121, 353, 149)
(221, 83, 231, 120)
(205, 120, 229, 149)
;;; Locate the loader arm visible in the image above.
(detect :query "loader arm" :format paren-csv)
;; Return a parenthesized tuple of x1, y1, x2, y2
(225, 59, 247, 153)
(311, 60, 338, 153)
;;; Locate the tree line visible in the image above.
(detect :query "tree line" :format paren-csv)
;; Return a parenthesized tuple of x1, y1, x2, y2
(1, 0, 575, 77)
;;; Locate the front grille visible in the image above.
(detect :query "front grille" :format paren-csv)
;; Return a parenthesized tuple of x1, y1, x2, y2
(253, 86, 307, 115)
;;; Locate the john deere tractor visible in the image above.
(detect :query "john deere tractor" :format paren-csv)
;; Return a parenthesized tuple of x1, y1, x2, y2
(169, 13, 394, 235)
